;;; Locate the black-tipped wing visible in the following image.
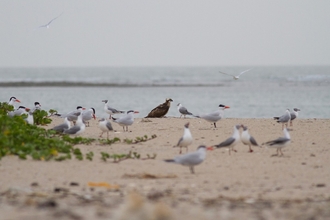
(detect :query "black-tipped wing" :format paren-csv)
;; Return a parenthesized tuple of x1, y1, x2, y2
(216, 137, 235, 148)
(265, 137, 290, 146)
(250, 136, 258, 146)
(52, 123, 69, 132)
(63, 126, 80, 134)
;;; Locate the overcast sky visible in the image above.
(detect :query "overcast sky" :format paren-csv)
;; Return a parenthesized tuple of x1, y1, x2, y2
(1, 1, 330, 67)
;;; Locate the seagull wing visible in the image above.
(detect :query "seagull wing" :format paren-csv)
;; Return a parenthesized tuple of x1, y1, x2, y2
(238, 68, 253, 77)
(219, 71, 235, 77)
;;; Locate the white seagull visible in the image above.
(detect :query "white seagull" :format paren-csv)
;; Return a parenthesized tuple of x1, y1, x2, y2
(112, 110, 139, 132)
(174, 122, 193, 154)
(51, 117, 71, 133)
(263, 128, 291, 156)
(196, 104, 230, 128)
(63, 112, 85, 136)
(8, 106, 30, 117)
(219, 68, 253, 80)
(273, 109, 291, 130)
(31, 102, 42, 113)
(213, 124, 241, 155)
(241, 125, 259, 153)
(56, 106, 86, 124)
(7, 97, 21, 106)
(177, 103, 194, 118)
(82, 107, 96, 127)
(24, 109, 34, 125)
(102, 100, 125, 119)
(98, 118, 114, 139)
(164, 145, 213, 174)
(36, 12, 63, 29)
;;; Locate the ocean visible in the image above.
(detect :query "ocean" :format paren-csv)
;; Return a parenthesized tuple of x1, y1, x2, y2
(0, 66, 329, 119)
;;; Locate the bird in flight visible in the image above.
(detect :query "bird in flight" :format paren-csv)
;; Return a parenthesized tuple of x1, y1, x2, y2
(219, 68, 253, 80)
(35, 12, 63, 30)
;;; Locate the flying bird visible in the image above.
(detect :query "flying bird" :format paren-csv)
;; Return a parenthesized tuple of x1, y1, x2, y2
(174, 122, 193, 154)
(102, 100, 125, 119)
(290, 108, 301, 126)
(213, 124, 241, 155)
(219, 68, 253, 80)
(145, 98, 173, 118)
(177, 103, 194, 118)
(196, 104, 230, 128)
(98, 118, 114, 139)
(241, 125, 259, 152)
(164, 145, 213, 174)
(35, 12, 63, 29)
(273, 109, 291, 130)
(263, 128, 291, 156)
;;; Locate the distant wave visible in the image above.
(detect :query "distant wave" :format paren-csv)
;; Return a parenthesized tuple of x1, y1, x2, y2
(0, 81, 225, 87)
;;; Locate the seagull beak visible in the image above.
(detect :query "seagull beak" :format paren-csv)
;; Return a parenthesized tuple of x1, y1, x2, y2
(224, 106, 230, 109)
(16, 99, 21, 103)
(134, 111, 140, 114)
(25, 107, 30, 111)
(206, 146, 214, 151)
(82, 107, 86, 110)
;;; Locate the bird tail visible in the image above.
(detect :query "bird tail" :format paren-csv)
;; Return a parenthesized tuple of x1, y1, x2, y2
(273, 117, 279, 120)
(164, 159, 175, 163)
(55, 113, 62, 117)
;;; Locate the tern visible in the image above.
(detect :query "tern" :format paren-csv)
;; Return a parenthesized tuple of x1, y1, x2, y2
(213, 124, 241, 155)
(24, 109, 34, 125)
(36, 12, 63, 29)
(290, 108, 301, 126)
(177, 103, 194, 118)
(63, 112, 85, 135)
(8, 106, 29, 117)
(273, 109, 291, 129)
(51, 117, 71, 133)
(196, 104, 230, 128)
(56, 106, 86, 124)
(98, 118, 114, 139)
(164, 145, 213, 174)
(219, 68, 253, 80)
(82, 107, 96, 127)
(32, 102, 42, 113)
(102, 100, 125, 119)
(112, 110, 139, 132)
(145, 98, 173, 118)
(263, 128, 291, 156)
(241, 125, 259, 152)
(7, 97, 21, 106)
(174, 122, 193, 154)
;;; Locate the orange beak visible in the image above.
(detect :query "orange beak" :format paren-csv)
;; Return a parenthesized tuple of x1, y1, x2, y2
(25, 107, 30, 111)
(206, 146, 214, 151)
(16, 99, 21, 103)
(82, 107, 86, 110)
(224, 106, 230, 109)
(134, 111, 139, 114)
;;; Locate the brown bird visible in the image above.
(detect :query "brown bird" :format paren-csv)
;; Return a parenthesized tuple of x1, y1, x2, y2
(145, 98, 173, 118)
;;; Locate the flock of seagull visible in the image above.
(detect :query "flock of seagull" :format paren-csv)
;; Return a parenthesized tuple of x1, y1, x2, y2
(5, 96, 301, 174)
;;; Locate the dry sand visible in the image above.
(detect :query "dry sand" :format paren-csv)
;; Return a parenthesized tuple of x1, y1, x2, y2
(1, 116, 330, 220)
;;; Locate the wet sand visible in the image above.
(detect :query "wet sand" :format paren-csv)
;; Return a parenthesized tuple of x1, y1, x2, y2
(1, 117, 330, 220)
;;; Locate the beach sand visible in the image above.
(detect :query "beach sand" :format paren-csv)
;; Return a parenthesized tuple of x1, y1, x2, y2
(1, 116, 330, 219)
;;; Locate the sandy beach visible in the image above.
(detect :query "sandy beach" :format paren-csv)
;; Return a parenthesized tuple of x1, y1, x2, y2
(1, 116, 330, 220)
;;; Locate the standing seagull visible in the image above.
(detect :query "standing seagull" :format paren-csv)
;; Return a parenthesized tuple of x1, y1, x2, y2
(164, 145, 213, 174)
(112, 110, 139, 132)
(36, 12, 63, 29)
(177, 103, 194, 118)
(213, 124, 241, 155)
(145, 98, 173, 118)
(241, 125, 259, 153)
(102, 100, 125, 119)
(31, 102, 42, 113)
(290, 108, 301, 126)
(263, 128, 291, 156)
(174, 122, 193, 154)
(273, 109, 291, 129)
(98, 118, 114, 139)
(63, 112, 85, 135)
(51, 117, 71, 133)
(219, 68, 253, 80)
(196, 104, 230, 128)
(56, 106, 86, 124)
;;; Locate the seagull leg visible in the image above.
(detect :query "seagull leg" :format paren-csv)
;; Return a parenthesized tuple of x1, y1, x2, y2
(189, 166, 195, 174)
(249, 145, 253, 153)
(99, 132, 103, 138)
(214, 122, 217, 128)
(179, 147, 182, 154)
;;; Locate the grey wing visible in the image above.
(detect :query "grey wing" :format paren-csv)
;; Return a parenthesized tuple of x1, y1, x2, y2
(216, 137, 235, 148)
(290, 113, 297, 120)
(250, 136, 258, 146)
(63, 125, 80, 134)
(278, 113, 290, 123)
(200, 111, 220, 121)
(106, 121, 113, 131)
(265, 137, 290, 146)
(238, 68, 252, 76)
(176, 137, 184, 146)
(52, 123, 69, 132)
(175, 151, 201, 165)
